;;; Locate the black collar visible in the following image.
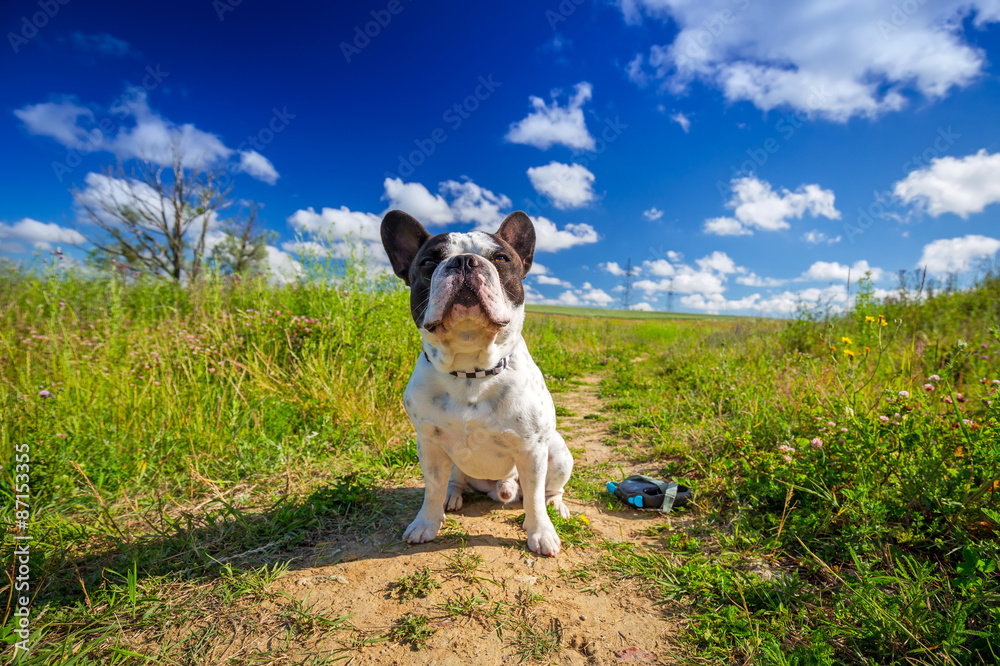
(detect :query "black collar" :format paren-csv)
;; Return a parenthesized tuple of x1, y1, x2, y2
(424, 352, 512, 378)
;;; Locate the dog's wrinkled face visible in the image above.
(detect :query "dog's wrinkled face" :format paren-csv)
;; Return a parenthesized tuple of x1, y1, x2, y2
(381, 211, 535, 353)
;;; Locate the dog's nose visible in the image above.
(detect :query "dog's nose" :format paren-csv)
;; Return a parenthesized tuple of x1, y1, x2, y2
(446, 254, 482, 272)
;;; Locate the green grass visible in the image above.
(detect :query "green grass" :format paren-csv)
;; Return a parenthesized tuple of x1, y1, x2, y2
(390, 613, 436, 650)
(593, 272, 1000, 664)
(2, 257, 998, 664)
(390, 567, 441, 602)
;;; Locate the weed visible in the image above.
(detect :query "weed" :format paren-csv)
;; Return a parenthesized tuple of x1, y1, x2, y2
(444, 547, 483, 581)
(390, 613, 436, 650)
(506, 616, 562, 662)
(391, 567, 441, 602)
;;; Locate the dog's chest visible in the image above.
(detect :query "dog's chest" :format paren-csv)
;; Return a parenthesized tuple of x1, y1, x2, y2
(404, 363, 551, 479)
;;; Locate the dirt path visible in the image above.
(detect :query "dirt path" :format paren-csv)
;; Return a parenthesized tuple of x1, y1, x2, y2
(257, 374, 683, 665)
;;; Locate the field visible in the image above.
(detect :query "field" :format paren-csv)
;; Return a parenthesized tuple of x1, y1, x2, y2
(1, 262, 999, 664)
(524, 304, 738, 321)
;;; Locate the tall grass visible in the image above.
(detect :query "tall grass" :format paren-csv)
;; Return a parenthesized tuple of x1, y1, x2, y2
(600, 270, 1000, 663)
(1, 262, 417, 506)
(2, 259, 997, 663)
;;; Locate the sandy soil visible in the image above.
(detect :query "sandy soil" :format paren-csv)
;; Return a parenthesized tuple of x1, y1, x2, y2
(195, 375, 685, 664)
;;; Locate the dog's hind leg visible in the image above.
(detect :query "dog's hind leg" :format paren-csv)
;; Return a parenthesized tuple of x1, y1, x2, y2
(445, 465, 467, 511)
(544, 432, 573, 519)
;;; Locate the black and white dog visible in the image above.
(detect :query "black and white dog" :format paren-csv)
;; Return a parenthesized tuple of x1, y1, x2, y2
(381, 210, 573, 556)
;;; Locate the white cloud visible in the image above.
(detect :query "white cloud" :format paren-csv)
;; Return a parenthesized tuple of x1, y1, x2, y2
(238, 150, 279, 185)
(527, 282, 615, 308)
(70, 32, 135, 57)
(802, 230, 841, 245)
(757, 285, 851, 315)
(582, 288, 615, 306)
(680, 292, 762, 314)
(531, 215, 599, 252)
(669, 111, 691, 132)
(264, 245, 303, 284)
(642, 207, 664, 221)
(736, 272, 787, 288)
(556, 290, 582, 306)
(635, 272, 725, 296)
(441, 179, 512, 226)
(106, 92, 232, 167)
(630, 302, 654, 311)
(12, 92, 281, 181)
(505, 82, 596, 151)
(293, 177, 598, 256)
(917, 235, 1000, 276)
(287, 205, 382, 242)
(14, 100, 94, 145)
(642, 258, 675, 277)
(894, 149, 1000, 218)
(280, 238, 393, 275)
(705, 176, 840, 236)
(536, 274, 573, 288)
(0, 218, 87, 251)
(529, 262, 550, 275)
(801, 260, 884, 283)
(526, 162, 596, 209)
(626, 53, 649, 87)
(620, 0, 1000, 122)
(382, 178, 454, 225)
(599, 261, 627, 276)
(704, 217, 752, 236)
(381, 177, 515, 229)
(633, 250, 750, 300)
(695, 250, 743, 275)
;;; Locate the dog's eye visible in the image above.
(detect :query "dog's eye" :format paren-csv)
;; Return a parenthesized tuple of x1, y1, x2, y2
(420, 259, 437, 268)
(494, 254, 510, 264)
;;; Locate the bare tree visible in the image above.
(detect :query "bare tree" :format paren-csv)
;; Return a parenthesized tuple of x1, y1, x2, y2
(209, 203, 274, 276)
(75, 145, 250, 282)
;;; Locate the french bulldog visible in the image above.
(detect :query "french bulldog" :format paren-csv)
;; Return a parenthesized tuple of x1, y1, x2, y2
(381, 210, 573, 556)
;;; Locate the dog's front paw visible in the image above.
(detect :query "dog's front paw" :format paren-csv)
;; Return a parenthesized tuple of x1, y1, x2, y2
(445, 486, 464, 511)
(402, 513, 444, 544)
(526, 525, 561, 557)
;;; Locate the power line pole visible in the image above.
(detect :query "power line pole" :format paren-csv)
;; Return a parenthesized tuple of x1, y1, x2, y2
(620, 258, 634, 310)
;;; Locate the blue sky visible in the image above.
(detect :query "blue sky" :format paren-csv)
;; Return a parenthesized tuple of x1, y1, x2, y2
(3, 0, 1000, 314)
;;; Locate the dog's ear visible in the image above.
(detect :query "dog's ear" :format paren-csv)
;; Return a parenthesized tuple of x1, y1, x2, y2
(381, 210, 431, 285)
(495, 211, 535, 278)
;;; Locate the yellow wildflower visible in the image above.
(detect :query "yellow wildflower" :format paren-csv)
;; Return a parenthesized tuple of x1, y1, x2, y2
(877, 314, 888, 327)
(841, 336, 852, 345)
(865, 316, 875, 322)
(843, 349, 855, 358)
